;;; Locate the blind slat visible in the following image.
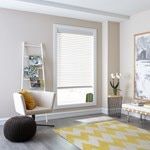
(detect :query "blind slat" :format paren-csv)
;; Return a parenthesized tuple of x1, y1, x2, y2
(57, 32, 94, 87)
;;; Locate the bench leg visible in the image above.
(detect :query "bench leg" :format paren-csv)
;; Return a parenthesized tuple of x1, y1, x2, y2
(140, 114, 147, 123)
(143, 115, 146, 120)
(140, 114, 143, 122)
(45, 114, 48, 124)
(127, 111, 130, 122)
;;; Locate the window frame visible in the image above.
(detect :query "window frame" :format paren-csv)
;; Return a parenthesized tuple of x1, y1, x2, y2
(53, 24, 97, 109)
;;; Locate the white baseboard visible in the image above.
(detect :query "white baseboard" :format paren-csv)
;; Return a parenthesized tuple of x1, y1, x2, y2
(36, 107, 102, 122)
(101, 107, 108, 114)
(1, 107, 149, 125)
(0, 117, 9, 126)
(0, 107, 102, 125)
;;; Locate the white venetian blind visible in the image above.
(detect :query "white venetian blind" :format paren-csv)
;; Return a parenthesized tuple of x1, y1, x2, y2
(56, 27, 95, 88)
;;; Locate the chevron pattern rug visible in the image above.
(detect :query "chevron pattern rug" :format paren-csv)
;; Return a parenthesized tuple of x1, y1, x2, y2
(55, 120, 150, 150)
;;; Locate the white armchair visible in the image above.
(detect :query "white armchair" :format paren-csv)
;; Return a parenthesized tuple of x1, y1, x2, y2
(13, 90, 55, 127)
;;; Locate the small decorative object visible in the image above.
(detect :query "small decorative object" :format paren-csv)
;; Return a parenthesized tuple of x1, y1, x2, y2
(110, 73, 121, 95)
(30, 78, 41, 88)
(138, 102, 144, 106)
(134, 99, 146, 106)
(24, 65, 39, 79)
(86, 93, 93, 102)
(24, 63, 42, 88)
(29, 55, 42, 66)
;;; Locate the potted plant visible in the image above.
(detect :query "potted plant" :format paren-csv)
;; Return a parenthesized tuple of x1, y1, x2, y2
(110, 73, 121, 95)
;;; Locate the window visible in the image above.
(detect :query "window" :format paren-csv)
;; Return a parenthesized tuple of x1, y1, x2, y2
(54, 25, 97, 108)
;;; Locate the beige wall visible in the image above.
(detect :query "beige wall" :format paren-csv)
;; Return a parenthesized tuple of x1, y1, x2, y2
(102, 21, 109, 109)
(108, 22, 120, 94)
(120, 10, 150, 103)
(0, 8, 102, 118)
(102, 21, 120, 110)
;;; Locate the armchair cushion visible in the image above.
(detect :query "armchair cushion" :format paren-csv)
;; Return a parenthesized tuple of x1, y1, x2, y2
(19, 89, 36, 110)
(26, 106, 52, 115)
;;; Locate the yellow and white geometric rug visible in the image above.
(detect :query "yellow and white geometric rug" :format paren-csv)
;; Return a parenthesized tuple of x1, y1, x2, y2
(55, 120, 150, 150)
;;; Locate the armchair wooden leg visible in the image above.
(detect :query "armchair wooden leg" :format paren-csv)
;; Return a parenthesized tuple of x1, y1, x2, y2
(31, 115, 55, 127)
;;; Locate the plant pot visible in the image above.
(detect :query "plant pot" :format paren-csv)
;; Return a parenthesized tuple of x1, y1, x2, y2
(113, 88, 117, 95)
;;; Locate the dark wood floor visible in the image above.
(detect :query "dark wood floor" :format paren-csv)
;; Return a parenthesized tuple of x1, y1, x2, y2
(0, 114, 149, 150)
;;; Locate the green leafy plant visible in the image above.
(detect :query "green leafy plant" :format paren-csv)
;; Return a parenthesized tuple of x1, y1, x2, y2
(86, 93, 93, 102)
